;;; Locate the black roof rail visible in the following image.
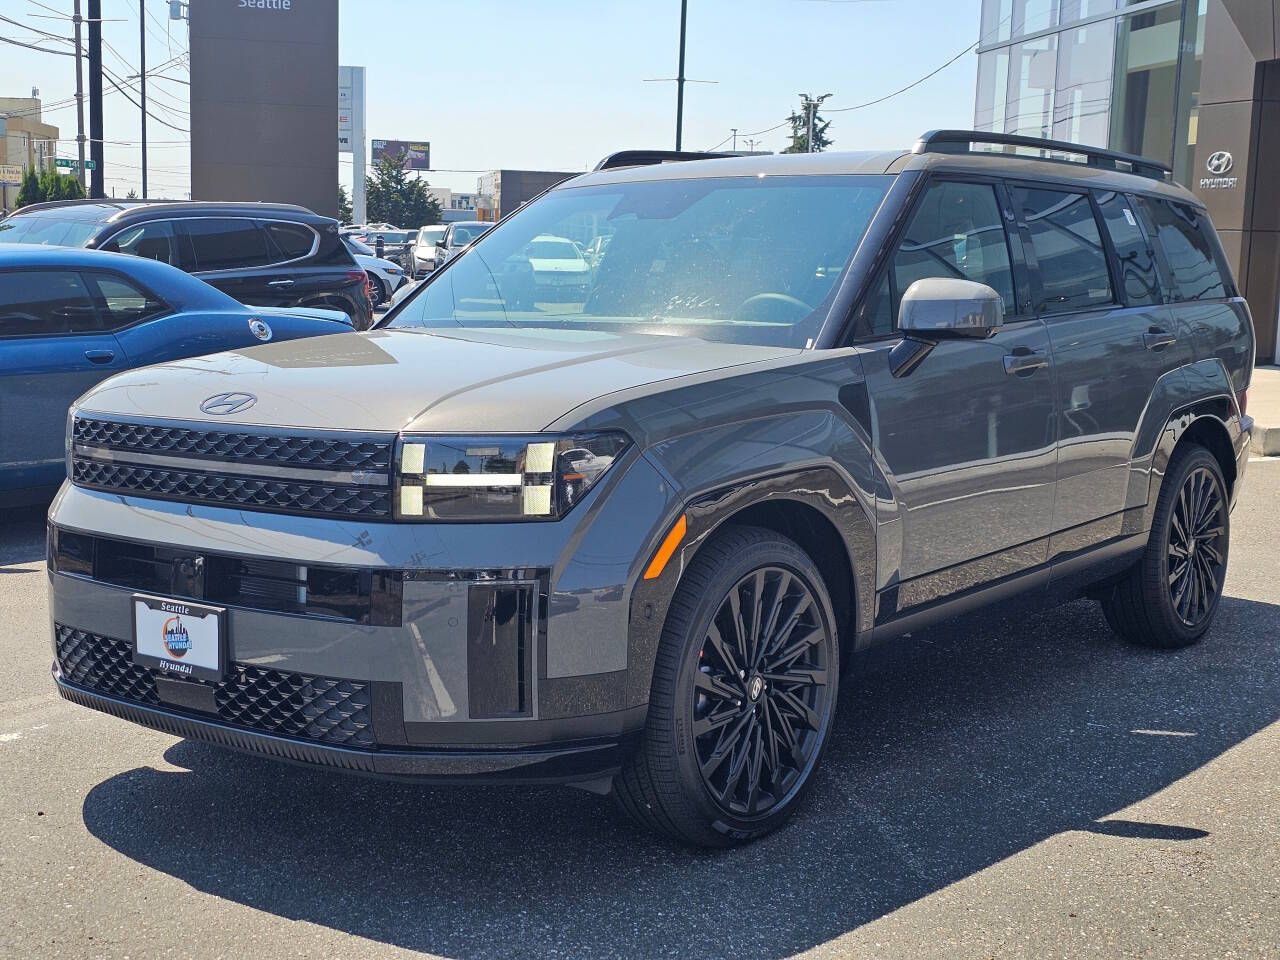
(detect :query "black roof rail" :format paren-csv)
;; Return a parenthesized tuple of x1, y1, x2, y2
(594, 149, 735, 171)
(913, 129, 1172, 181)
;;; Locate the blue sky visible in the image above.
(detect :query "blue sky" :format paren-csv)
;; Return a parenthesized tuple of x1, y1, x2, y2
(1, 0, 982, 199)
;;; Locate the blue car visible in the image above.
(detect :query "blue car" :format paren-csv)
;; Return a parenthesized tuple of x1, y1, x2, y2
(1, 244, 353, 504)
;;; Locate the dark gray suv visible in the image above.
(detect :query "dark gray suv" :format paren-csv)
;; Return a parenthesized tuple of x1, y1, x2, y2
(48, 132, 1254, 847)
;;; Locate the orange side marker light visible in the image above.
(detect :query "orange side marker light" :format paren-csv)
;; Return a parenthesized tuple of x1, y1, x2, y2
(643, 514, 687, 580)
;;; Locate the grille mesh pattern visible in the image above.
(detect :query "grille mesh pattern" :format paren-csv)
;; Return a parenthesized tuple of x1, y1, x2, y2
(72, 459, 390, 519)
(54, 625, 375, 749)
(74, 417, 391, 472)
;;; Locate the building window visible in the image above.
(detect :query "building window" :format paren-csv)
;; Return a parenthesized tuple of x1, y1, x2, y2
(1054, 19, 1115, 146)
(1059, 0, 1117, 28)
(1008, 34, 1058, 137)
(1173, 0, 1206, 184)
(1109, 3, 1182, 168)
(975, 50, 1011, 132)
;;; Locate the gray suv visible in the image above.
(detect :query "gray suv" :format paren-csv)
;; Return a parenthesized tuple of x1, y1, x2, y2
(48, 132, 1255, 847)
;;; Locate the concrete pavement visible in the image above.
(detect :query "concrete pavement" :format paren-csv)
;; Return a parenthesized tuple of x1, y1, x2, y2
(1249, 366, 1280, 456)
(1, 461, 1278, 959)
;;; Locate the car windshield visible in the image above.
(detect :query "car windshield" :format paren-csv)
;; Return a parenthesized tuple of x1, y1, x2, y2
(526, 240, 581, 259)
(0, 215, 100, 247)
(418, 226, 445, 244)
(386, 174, 891, 347)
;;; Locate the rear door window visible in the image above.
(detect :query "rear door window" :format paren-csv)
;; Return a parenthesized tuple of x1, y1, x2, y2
(1011, 186, 1113, 315)
(1095, 191, 1162, 306)
(1137, 197, 1229, 301)
(0, 270, 99, 337)
(100, 219, 179, 266)
(85, 274, 169, 328)
(264, 222, 316, 262)
(182, 218, 273, 271)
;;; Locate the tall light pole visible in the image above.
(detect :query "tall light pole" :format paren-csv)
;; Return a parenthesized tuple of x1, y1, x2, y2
(675, 0, 688, 150)
(72, 0, 86, 191)
(138, 0, 147, 198)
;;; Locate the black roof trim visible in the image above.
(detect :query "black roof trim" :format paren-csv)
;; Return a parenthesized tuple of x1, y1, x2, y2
(913, 129, 1172, 181)
(594, 150, 735, 171)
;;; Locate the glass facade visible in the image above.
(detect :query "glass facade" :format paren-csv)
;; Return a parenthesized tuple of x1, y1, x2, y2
(975, 0, 1205, 182)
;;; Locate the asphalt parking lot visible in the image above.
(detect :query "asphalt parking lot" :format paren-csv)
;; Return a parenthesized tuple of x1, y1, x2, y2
(1, 460, 1277, 960)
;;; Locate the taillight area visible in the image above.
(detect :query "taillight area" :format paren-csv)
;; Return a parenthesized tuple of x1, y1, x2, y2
(1236, 388, 1248, 417)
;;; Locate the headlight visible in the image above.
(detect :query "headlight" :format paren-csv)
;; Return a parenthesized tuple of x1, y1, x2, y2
(393, 433, 630, 521)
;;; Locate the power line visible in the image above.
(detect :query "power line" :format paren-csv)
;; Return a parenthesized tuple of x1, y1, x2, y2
(0, 32, 76, 55)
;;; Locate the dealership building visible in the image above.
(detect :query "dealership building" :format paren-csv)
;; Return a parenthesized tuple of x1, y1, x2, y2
(975, 0, 1280, 362)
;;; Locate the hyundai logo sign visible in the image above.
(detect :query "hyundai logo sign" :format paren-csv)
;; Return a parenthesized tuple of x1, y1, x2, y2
(200, 392, 257, 415)
(1206, 150, 1234, 175)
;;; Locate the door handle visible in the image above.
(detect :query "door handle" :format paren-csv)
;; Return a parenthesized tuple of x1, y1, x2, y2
(267, 279, 295, 288)
(1143, 328, 1177, 351)
(84, 349, 115, 364)
(1003, 349, 1048, 376)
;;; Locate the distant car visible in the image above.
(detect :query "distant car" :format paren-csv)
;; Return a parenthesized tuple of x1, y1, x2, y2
(0, 244, 352, 505)
(521, 234, 591, 301)
(0, 199, 374, 330)
(410, 225, 447, 278)
(436, 221, 491, 266)
(343, 236, 407, 307)
(356, 229, 415, 269)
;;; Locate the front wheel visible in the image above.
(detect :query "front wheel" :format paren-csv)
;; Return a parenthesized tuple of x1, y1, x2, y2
(1100, 444, 1229, 648)
(367, 275, 387, 308)
(614, 525, 840, 847)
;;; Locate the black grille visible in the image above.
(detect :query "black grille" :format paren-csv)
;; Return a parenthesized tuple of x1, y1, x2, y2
(54, 625, 375, 749)
(72, 459, 391, 519)
(73, 417, 391, 472)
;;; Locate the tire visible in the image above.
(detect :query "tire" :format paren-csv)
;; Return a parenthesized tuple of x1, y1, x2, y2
(613, 525, 841, 847)
(367, 275, 386, 308)
(1100, 444, 1229, 648)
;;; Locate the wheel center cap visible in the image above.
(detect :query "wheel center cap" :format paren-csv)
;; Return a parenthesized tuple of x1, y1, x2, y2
(747, 675, 764, 702)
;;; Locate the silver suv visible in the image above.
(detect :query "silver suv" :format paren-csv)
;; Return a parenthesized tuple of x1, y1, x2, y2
(48, 132, 1254, 847)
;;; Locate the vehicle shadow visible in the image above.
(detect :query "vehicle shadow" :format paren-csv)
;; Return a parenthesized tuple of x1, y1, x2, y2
(0, 503, 49, 567)
(80, 594, 1280, 959)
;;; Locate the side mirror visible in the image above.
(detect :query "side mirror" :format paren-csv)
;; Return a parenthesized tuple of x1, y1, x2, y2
(436, 239, 447, 249)
(898, 277, 1004, 338)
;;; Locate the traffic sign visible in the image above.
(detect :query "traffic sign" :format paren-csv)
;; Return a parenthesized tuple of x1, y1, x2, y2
(84, 160, 97, 170)
(54, 157, 77, 169)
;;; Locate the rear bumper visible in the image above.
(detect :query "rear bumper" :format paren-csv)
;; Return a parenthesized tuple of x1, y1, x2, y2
(54, 671, 637, 785)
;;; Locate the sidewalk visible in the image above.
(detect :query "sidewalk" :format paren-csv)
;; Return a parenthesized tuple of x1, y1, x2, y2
(1251, 365, 1280, 456)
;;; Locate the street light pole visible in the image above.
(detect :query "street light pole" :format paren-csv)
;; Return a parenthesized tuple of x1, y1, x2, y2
(675, 0, 688, 151)
(72, 0, 86, 192)
(139, 0, 147, 198)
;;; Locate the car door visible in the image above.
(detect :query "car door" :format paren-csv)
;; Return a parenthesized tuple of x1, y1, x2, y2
(1010, 185, 1194, 542)
(0, 268, 126, 492)
(178, 217, 290, 306)
(854, 178, 1057, 613)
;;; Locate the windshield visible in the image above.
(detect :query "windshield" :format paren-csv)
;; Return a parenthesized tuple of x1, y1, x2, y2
(449, 225, 486, 246)
(0, 215, 100, 247)
(386, 174, 891, 347)
(418, 226, 446, 245)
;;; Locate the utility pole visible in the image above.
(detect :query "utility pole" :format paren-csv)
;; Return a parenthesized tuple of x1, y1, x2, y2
(800, 92, 833, 153)
(731, 127, 737, 152)
(72, 0, 86, 191)
(138, 0, 147, 198)
(88, 0, 104, 197)
(675, 0, 687, 151)
(745, 138, 759, 153)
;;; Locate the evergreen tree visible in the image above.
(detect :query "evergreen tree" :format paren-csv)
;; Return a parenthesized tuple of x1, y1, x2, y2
(782, 95, 833, 154)
(338, 184, 353, 224)
(364, 152, 442, 228)
(15, 168, 42, 208)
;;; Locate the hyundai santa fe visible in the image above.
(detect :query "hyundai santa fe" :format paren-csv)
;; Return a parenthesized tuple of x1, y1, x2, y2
(48, 132, 1254, 847)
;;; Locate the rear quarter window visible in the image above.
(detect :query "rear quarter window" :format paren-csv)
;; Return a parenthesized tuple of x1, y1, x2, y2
(1138, 197, 1229, 302)
(1095, 191, 1162, 307)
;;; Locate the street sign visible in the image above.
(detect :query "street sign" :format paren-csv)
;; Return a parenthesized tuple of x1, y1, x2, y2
(84, 160, 97, 170)
(55, 157, 77, 169)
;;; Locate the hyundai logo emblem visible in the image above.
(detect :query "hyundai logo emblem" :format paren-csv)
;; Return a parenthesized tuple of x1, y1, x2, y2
(1206, 150, 1233, 175)
(200, 392, 257, 416)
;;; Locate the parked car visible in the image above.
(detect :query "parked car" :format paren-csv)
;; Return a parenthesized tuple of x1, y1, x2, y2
(435, 220, 491, 266)
(410, 224, 447, 278)
(0, 199, 374, 330)
(0, 244, 351, 505)
(342, 235, 408, 307)
(355, 228, 415, 269)
(520, 233, 591, 301)
(48, 133, 1254, 848)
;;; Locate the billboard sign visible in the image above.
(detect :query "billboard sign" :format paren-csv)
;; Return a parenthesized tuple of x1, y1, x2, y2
(0, 164, 23, 185)
(372, 139, 430, 170)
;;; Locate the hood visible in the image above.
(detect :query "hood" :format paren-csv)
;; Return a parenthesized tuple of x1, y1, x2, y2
(75, 327, 798, 433)
(251, 304, 353, 326)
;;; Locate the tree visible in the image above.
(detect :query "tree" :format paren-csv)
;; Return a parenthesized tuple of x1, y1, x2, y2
(125, 189, 138, 200)
(13, 166, 84, 208)
(364, 152, 441, 228)
(338, 184, 353, 224)
(782, 95, 833, 154)
(15, 168, 42, 208)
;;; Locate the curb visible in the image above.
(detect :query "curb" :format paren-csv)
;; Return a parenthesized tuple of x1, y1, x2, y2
(1251, 421, 1280, 456)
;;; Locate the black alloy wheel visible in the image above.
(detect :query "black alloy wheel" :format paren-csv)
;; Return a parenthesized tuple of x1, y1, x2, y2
(1100, 443, 1229, 648)
(367, 274, 387, 308)
(1166, 464, 1227, 628)
(692, 566, 831, 819)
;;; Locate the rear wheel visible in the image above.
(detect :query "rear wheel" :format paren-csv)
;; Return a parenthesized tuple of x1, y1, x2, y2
(1100, 444, 1229, 648)
(613, 525, 840, 847)
(367, 275, 387, 308)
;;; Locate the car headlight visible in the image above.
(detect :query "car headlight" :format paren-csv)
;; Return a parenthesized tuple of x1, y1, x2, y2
(393, 433, 630, 521)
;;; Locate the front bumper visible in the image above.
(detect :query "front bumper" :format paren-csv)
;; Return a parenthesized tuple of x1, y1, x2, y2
(54, 670, 635, 784)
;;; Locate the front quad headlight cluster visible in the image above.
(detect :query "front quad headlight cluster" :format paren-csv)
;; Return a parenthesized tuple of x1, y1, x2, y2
(394, 433, 631, 521)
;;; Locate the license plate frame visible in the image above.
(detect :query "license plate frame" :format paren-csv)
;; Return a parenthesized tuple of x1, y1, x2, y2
(131, 594, 227, 683)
